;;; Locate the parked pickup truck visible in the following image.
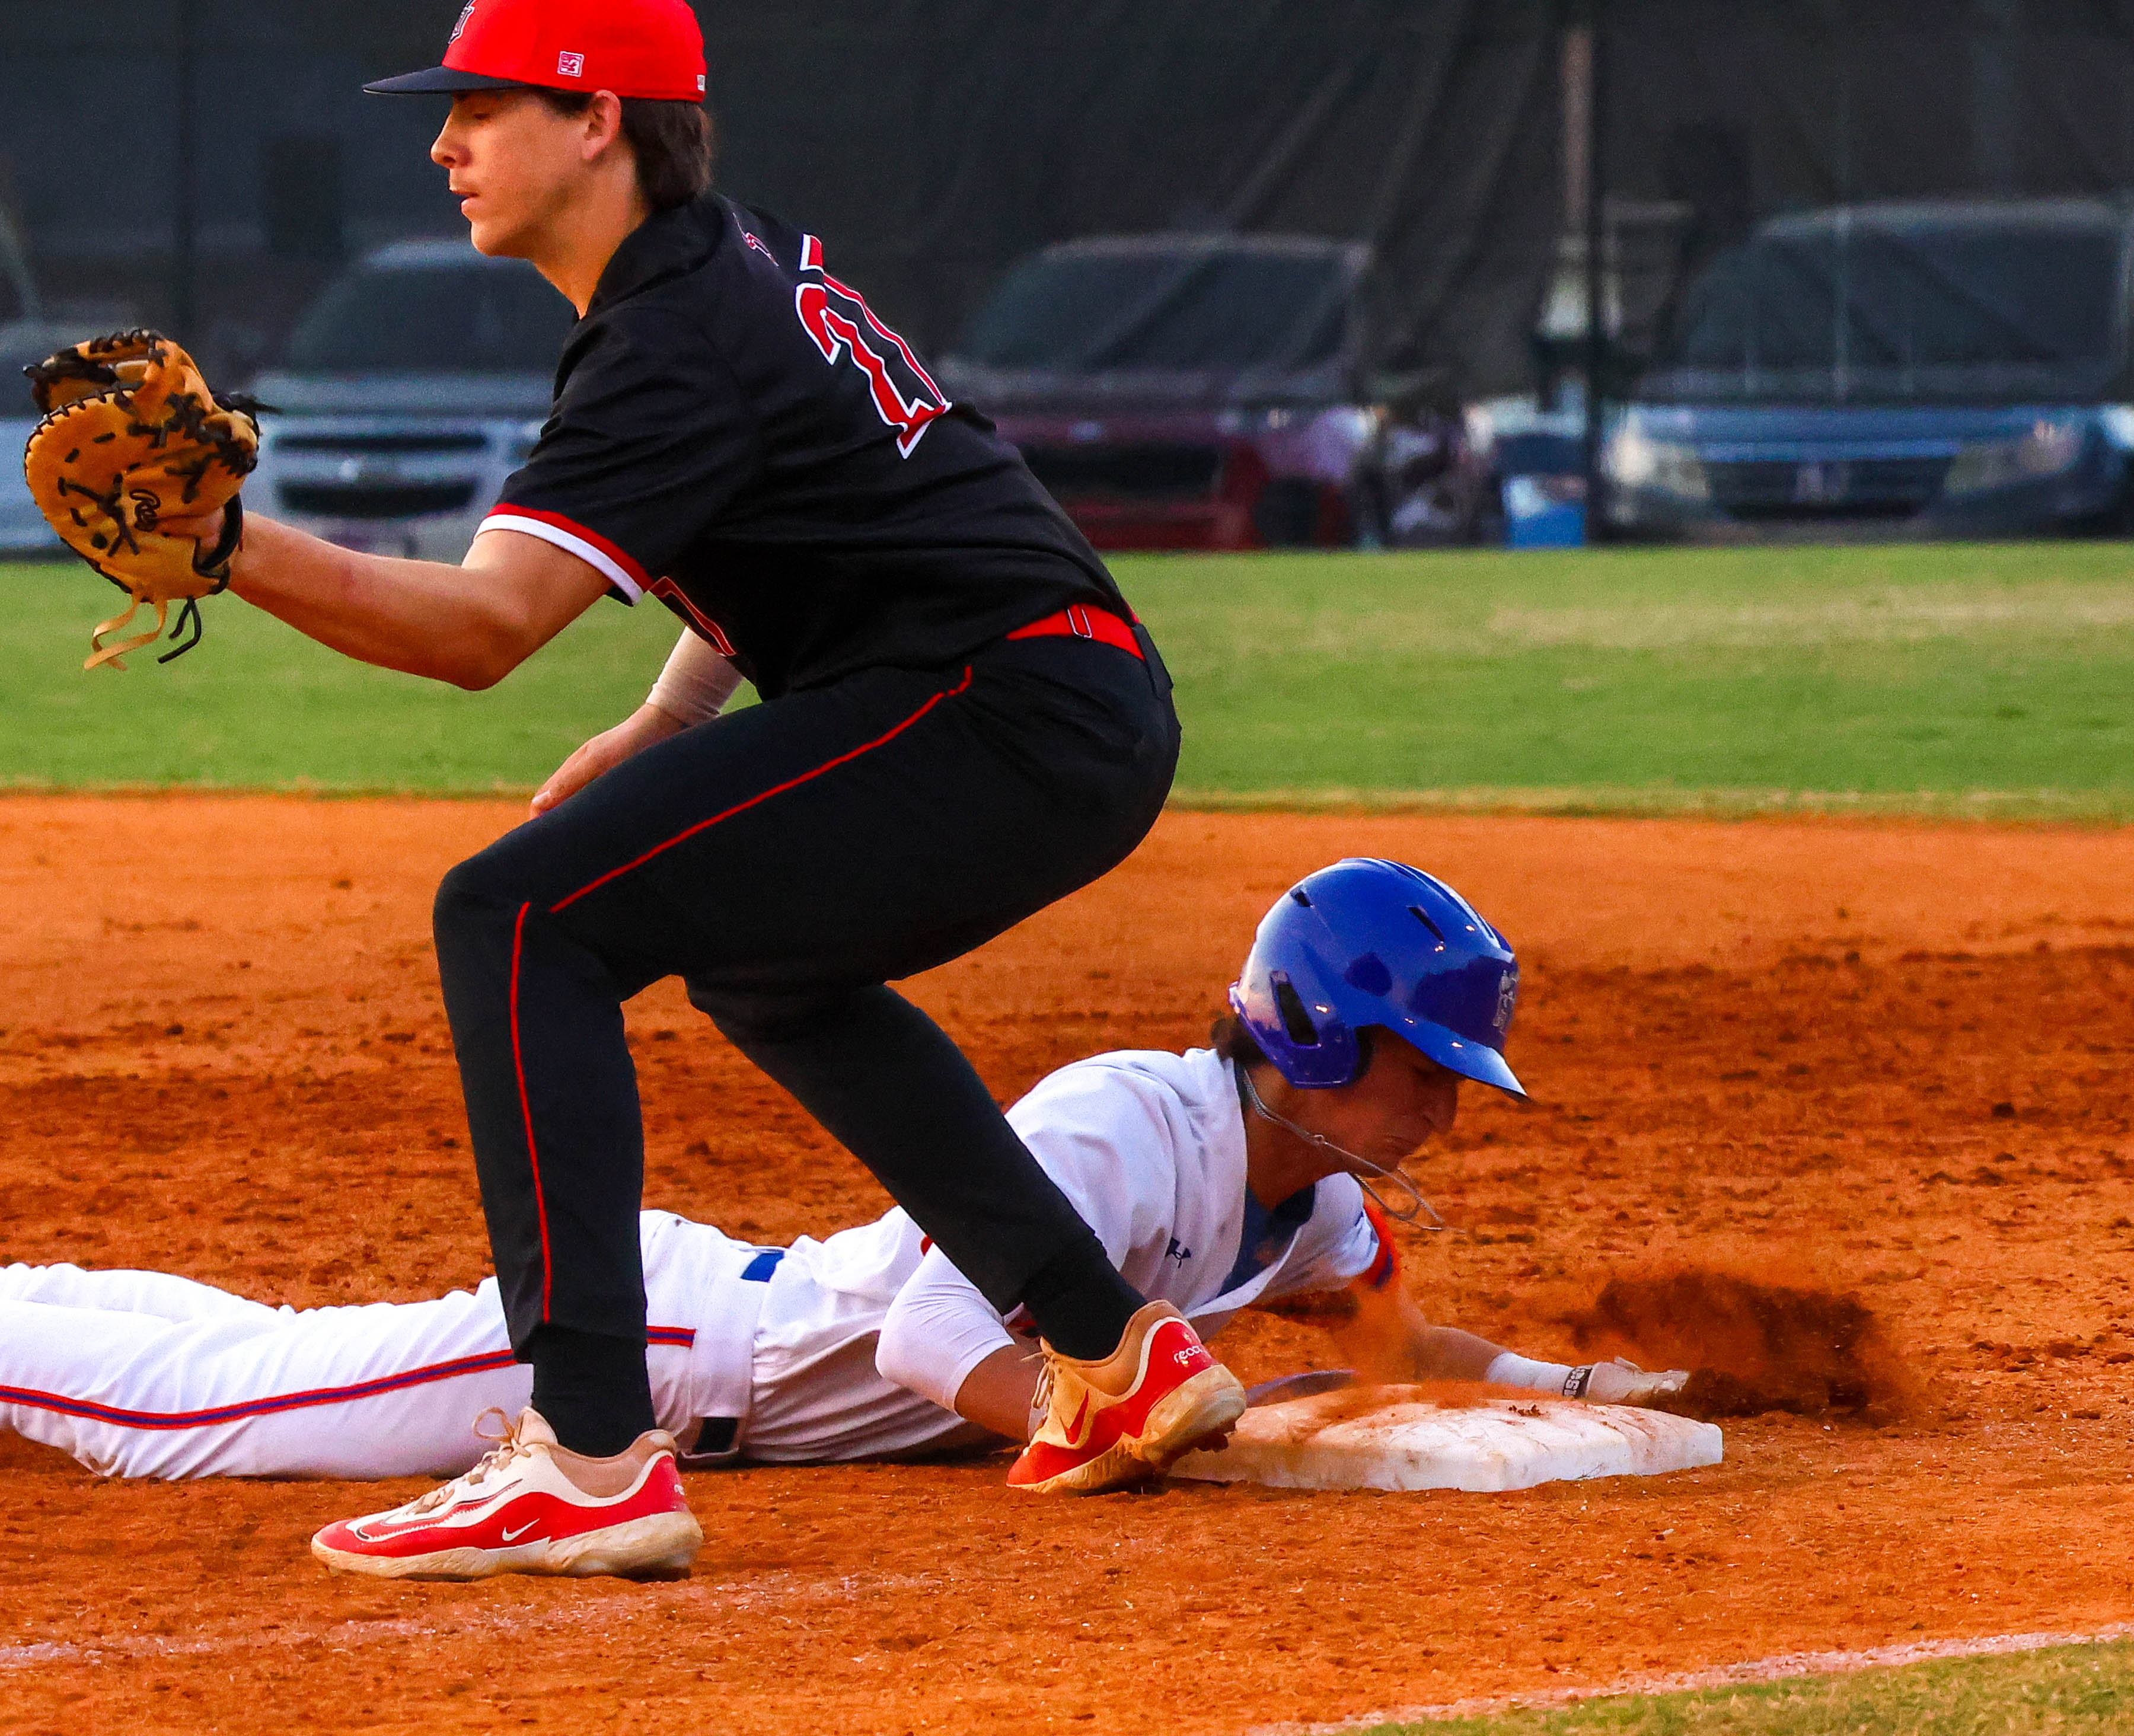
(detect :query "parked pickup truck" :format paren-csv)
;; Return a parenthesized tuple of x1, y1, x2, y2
(1606, 199, 2134, 538)
(937, 233, 1489, 551)
(248, 239, 575, 561)
(0, 206, 81, 555)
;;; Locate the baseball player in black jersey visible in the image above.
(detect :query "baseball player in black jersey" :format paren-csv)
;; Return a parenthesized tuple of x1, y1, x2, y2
(162, 0, 1246, 1578)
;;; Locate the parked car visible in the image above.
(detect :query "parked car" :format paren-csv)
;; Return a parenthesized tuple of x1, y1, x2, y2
(0, 323, 74, 555)
(937, 233, 1489, 551)
(250, 240, 576, 561)
(1605, 198, 2134, 537)
(0, 207, 74, 556)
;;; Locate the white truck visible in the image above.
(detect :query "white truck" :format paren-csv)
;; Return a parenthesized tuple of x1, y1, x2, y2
(248, 239, 574, 562)
(0, 208, 80, 556)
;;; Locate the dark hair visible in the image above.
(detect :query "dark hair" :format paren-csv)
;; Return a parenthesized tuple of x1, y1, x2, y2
(1210, 1013, 1267, 1068)
(535, 91, 715, 210)
(1210, 1013, 1376, 1077)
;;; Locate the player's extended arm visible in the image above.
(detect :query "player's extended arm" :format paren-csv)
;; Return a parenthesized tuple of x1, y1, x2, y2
(162, 506, 611, 690)
(876, 1243, 1047, 1440)
(1392, 1315, 1506, 1381)
(1315, 1281, 1689, 1403)
(1323, 1201, 1689, 1404)
(1329, 1264, 1503, 1380)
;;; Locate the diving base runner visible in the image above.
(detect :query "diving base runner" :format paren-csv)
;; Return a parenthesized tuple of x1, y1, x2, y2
(0, 866, 1689, 1579)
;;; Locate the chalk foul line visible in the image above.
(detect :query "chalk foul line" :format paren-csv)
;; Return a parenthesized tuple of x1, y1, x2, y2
(1246, 1622, 2134, 1734)
(7, 1595, 2128, 1722)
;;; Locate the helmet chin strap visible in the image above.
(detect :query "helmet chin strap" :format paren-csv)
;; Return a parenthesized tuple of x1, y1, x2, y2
(1233, 1061, 1447, 1230)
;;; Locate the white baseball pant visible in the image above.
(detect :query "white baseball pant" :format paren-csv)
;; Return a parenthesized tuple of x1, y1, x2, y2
(0, 1212, 772, 1479)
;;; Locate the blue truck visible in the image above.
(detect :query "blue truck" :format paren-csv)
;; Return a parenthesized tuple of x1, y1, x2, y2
(1604, 198, 2134, 538)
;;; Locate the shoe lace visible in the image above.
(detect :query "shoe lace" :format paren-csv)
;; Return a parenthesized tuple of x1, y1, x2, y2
(403, 1408, 532, 1516)
(1027, 1358, 1057, 1435)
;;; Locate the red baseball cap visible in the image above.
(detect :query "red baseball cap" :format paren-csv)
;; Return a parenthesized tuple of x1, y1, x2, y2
(365, 0, 706, 102)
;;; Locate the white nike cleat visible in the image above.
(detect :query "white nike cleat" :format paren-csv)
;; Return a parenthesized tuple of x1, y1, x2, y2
(310, 1408, 702, 1582)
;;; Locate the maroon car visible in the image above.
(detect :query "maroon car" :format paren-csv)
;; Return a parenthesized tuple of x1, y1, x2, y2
(937, 234, 1487, 551)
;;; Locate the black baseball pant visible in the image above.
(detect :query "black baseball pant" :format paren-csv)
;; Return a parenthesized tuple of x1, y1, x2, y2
(432, 628, 1178, 1435)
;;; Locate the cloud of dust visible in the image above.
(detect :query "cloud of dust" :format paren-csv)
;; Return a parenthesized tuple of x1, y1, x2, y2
(1325, 1281, 1425, 1384)
(1564, 1264, 1916, 1421)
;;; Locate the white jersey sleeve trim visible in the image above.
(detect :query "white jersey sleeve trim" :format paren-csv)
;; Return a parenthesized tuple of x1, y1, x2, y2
(480, 512, 646, 602)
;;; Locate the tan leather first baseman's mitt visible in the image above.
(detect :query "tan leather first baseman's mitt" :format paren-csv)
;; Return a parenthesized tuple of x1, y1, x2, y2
(23, 330, 261, 671)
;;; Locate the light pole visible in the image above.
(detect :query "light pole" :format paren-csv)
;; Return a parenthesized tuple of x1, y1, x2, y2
(173, 0, 199, 336)
(1580, 0, 1608, 539)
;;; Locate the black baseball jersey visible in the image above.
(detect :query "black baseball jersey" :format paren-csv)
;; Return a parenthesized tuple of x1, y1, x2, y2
(487, 192, 1128, 700)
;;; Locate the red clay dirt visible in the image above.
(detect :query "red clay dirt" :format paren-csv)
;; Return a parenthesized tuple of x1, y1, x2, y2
(1, 797, 2130, 1734)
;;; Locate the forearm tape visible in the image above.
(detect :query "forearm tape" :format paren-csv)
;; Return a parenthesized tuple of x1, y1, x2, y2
(647, 630, 744, 725)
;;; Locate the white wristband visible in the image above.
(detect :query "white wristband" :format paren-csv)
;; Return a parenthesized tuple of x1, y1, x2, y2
(1484, 1351, 1580, 1394)
(647, 630, 743, 727)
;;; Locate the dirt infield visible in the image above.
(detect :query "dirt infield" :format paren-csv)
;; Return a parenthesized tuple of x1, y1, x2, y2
(2, 797, 2131, 1735)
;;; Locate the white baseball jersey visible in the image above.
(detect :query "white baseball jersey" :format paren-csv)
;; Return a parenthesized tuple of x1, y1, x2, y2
(0, 1047, 1381, 1480)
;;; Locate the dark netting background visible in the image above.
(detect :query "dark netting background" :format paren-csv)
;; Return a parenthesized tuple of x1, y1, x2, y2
(694, 0, 1563, 395)
(12, 2, 2134, 395)
(954, 247, 1358, 375)
(1596, 0, 2134, 385)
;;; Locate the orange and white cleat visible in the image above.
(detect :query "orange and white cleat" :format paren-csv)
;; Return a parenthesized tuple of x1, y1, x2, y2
(310, 1408, 701, 1581)
(1007, 1301, 1246, 1494)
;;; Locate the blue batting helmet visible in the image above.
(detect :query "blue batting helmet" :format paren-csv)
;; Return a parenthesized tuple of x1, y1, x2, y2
(1229, 859, 1526, 1098)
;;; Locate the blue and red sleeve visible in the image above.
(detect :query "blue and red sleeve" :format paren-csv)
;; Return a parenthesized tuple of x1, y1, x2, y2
(1353, 1196, 1401, 1293)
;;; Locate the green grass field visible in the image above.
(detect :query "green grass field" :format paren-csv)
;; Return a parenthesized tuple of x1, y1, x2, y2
(1353, 1641, 2134, 1736)
(1147, 541, 2134, 818)
(3, 541, 2132, 813)
(0, 560, 687, 792)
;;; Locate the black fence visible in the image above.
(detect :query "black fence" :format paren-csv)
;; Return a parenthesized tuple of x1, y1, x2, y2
(7, 2, 2134, 401)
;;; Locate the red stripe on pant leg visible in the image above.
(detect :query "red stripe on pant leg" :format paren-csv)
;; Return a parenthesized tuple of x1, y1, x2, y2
(0, 1330, 700, 1433)
(0, 1339, 700, 1433)
(509, 901, 556, 1322)
(0, 1351, 524, 1431)
(549, 667, 977, 914)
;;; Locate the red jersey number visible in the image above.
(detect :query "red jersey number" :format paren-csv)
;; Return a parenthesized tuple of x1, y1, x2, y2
(795, 235, 950, 457)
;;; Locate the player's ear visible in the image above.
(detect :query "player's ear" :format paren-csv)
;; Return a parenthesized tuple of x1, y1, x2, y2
(581, 91, 629, 163)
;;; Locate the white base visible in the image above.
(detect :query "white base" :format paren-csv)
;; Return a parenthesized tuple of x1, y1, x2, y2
(1169, 1388, 1723, 1493)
